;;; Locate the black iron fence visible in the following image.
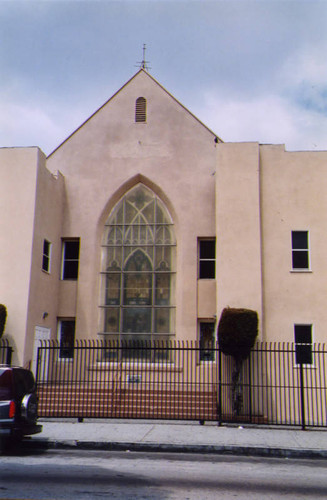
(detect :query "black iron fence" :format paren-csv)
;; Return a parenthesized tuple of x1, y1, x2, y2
(0, 338, 13, 365)
(36, 340, 327, 429)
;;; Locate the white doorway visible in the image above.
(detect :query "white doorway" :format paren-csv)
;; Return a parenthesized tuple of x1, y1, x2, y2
(32, 326, 51, 377)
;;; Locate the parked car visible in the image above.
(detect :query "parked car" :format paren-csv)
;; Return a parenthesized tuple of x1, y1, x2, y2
(0, 365, 42, 442)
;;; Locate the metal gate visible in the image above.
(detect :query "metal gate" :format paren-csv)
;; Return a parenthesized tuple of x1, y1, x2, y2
(0, 338, 13, 365)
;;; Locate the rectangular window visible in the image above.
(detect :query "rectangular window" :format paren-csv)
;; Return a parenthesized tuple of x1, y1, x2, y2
(61, 239, 80, 280)
(294, 324, 313, 365)
(58, 319, 76, 359)
(42, 239, 51, 273)
(199, 321, 215, 361)
(292, 231, 309, 270)
(198, 239, 216, 279)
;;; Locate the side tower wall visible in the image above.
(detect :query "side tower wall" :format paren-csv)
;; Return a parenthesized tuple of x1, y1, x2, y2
(216, 143, 263, 335)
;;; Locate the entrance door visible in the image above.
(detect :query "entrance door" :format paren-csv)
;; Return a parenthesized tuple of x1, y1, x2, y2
(32, 326, 51, 377)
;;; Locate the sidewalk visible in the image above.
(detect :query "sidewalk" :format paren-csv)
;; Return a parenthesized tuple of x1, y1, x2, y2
(25, 419, 327, 459)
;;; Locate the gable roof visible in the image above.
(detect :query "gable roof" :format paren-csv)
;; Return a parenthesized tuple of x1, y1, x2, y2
(48, 69, 223, 158)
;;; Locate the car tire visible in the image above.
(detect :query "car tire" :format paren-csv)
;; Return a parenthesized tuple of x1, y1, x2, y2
(21, 394, 38, 423)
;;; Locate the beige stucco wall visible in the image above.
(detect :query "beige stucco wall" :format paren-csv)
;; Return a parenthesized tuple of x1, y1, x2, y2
(260, 144, 327, 343)
(0, 147, 64, 365)
(47, 70, 218, 342)
(216, 141, 327, 344)
(216, 142, 263, 336)
(4, 72, 327, 363)
(24, 158, 64, 365)
(0, 148, 39, 364)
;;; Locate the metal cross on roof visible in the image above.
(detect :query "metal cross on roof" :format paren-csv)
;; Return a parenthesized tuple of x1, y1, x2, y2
(136, 44, 151, 71)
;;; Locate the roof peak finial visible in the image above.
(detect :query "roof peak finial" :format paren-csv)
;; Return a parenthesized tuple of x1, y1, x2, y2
(136, 43, 151, 71)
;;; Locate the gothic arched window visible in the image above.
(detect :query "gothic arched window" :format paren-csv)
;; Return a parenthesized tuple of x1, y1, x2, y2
(100, 184, 176, 344)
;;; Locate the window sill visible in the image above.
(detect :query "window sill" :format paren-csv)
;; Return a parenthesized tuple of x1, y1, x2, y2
(89, 362, 183, 373)
(290, 269, 312, 273)
(293, 364, 316, 369)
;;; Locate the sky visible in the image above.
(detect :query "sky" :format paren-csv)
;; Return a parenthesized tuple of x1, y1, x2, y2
(1, 0, 327, 155)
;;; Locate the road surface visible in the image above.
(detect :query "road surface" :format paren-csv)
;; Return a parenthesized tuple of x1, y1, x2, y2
(1, 447, 326, 499)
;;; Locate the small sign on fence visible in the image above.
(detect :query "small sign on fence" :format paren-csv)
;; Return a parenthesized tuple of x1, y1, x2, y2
(127, 374, 142, 384)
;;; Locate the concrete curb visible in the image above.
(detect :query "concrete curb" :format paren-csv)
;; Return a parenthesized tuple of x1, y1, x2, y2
(23, 439, 327, 460)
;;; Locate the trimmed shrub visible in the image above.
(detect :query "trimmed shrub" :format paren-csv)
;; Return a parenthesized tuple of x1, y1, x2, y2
(218, 307, 258, 416)
(0, 304, 7, 338)
(218, 307, 258, 361)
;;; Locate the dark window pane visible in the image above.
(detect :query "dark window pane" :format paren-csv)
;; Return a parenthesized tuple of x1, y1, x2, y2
(295, 345, 312, 364)
(42, 240, 50, 271)
(155, 308, 170, 333)
(292, 251, 309, 269)
(199, 260, 215, 279)
(122, 308, 151, 333)
(42, 255, 49, 272)
(292, 231, 308, 249)
(200, 240, 215, 259)
(123, 272, 152, 305)
(62, 240, 80, 279)
(43, 240, 50, 255)
(105, 274, 120, 305)
(65, 241, 80, 259)
(104, 308, 120, 333)
(295, 325, 312, 344)
(200, 322, 215, 361)
(63, 261, 79, 279)
(295, 325, 312, 365)
(59, 320, 75, 359)
(155, 274, 170, 305)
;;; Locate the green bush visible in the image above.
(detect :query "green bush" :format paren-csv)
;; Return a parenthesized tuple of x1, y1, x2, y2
(218, 307, 258, 361)
(0, 304, 7, 338)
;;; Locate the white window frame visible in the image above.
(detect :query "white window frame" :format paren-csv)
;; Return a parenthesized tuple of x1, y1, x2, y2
(198, 238, 216, 279)
(291, 230, 311, 272)
(294, 323, 314, 367)
(42, 239, 51, 273)
(61, 239, 80, 280)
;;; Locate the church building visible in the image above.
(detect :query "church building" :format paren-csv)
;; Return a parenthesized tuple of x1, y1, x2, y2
(1, 68, 327, 368)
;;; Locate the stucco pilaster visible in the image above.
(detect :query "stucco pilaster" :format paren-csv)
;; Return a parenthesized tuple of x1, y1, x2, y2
(216, 143, 263, 336)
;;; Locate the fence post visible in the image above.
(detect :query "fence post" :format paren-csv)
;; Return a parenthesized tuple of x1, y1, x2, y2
(6, 346, 13, 366)
(218, 345, 222, 426)
(35, 345, 41, 388)
(299, 363, 306, 430)
(248, 353, 252, 423)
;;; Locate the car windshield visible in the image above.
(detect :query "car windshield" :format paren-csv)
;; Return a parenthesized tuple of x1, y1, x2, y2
(0, 369, 13, 400)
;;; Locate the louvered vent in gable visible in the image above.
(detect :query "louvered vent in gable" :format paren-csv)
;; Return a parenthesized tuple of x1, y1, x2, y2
(135, 97, 147, 123)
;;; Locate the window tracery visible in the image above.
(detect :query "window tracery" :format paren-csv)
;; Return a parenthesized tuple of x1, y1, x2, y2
(100, 184, 175, 344)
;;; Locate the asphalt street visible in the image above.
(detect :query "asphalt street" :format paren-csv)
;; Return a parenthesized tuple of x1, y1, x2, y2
(1, 448, 327, 499)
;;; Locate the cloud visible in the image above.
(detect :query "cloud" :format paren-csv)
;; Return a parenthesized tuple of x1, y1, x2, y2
(189, 42, 327, 152)
(1, 1, 327, 153)
(196, 89, 327, 151)
(0, 87, 92, 155)
(0, 102, 61, 154)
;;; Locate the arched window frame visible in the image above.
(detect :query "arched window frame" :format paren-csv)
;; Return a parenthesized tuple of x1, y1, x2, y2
(100, 185, 176, 348)
(135, 97, 147, 123)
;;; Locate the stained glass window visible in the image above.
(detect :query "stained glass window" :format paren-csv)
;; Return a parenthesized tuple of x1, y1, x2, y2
(100, 184, 176, 345)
